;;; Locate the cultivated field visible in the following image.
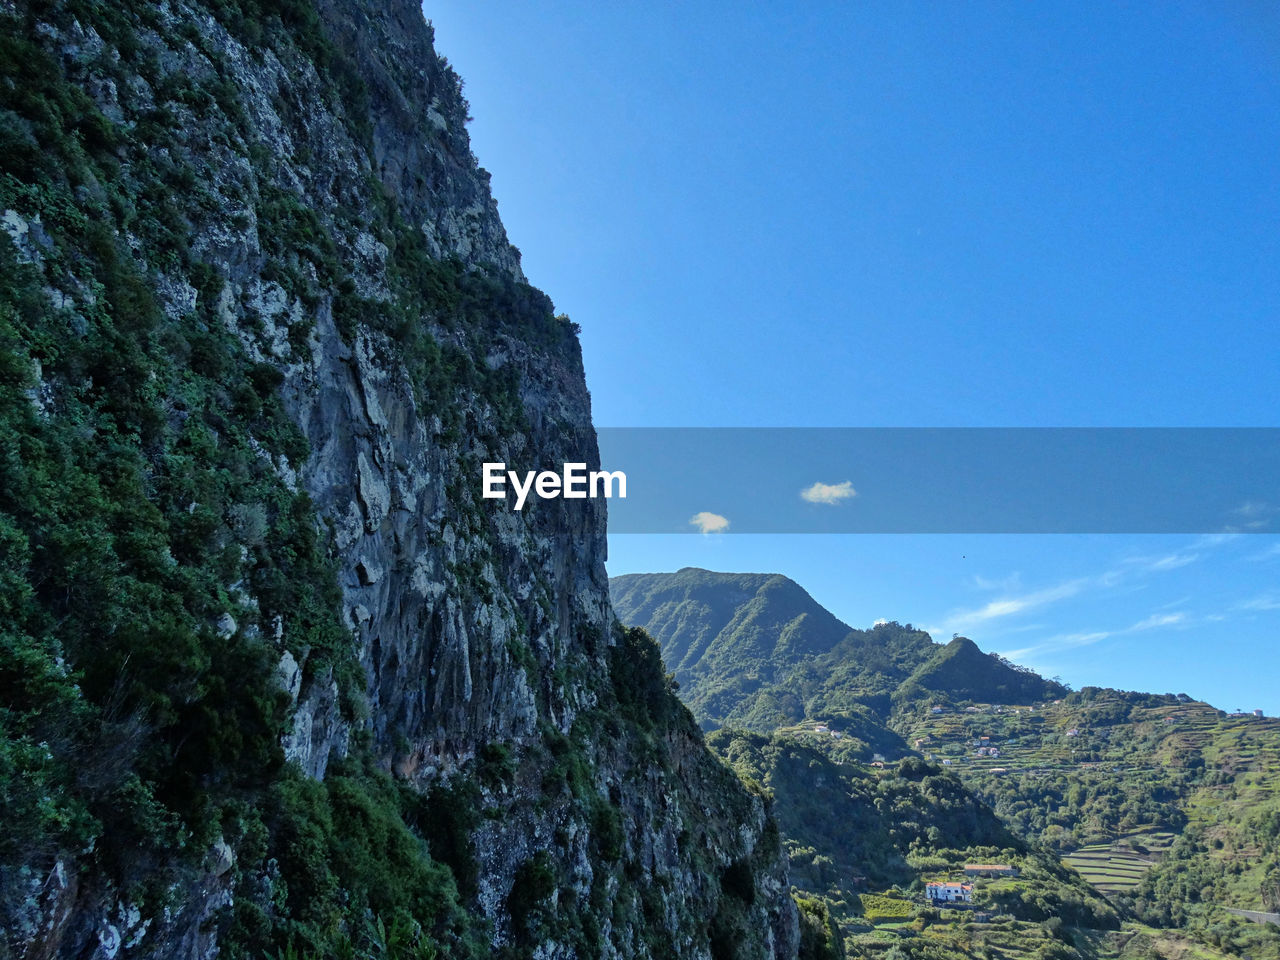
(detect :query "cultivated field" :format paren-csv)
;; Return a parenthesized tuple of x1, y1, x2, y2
(1064, 830, 1177, 893)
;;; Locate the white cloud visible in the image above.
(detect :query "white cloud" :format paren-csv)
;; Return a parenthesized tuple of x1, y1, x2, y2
(689, 511, 730, 534)
(1238, 593, 1280, 612)
(973, 572, 1023, 592)
(1228, 501, 1278, 531)
(929, 534, 1237, 649)
(1128, 612, 1185, 631)
(1145, 553, 1198, 572)
(800, 480, 857, 505)
(931, 578, 1088, 637)
(1235, 501, 1274, 518)
(1001, 631, 1111, 661)
(1123, 535, 1236, 575)
(1000, 609, 1190, 661)
(1246, 542, 1280, 562)
(1121, 551, 1200, 573)
(1192, 533, 1240, 549)
(1062, 631, 1112, 647)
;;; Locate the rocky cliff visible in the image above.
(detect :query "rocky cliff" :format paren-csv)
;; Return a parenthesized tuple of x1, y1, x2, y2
(0, 2, 796, 957)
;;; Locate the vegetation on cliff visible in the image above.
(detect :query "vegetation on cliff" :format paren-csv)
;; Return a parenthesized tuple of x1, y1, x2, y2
(0, 4, 796, 958)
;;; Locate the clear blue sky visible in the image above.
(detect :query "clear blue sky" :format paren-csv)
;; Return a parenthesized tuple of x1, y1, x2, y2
(427, 2, 1280, 712)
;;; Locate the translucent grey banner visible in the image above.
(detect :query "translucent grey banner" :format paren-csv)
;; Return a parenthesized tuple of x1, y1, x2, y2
(588, 428, 1280, 533)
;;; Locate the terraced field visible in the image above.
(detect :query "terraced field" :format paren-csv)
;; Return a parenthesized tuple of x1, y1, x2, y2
(1064, 831, 1177, 893)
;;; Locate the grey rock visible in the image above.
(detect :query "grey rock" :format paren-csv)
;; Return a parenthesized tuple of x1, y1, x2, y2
(278, 650, 302, 702)
(206, 840, 234, 878)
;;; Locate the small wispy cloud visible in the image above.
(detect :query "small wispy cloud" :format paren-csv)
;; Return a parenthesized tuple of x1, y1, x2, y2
(1228, 500, 1278, 532)
(689, 511, 730, 534)
(1148, 553, 1197, 571)
(1237, 593, 1280, 612)
(973, 572, 1023, 592)
(1192, 533, 1240, 549)
(1123, 552, 1199, 573)
(800, 480, 857, 505)
(1129, 612, 1186, 631)
(1002, 609, 1189, 661)
(932, 534, 1240, 651)
(1001, 631, 1110, 661)
(1246, 541, 1280, 562)
(930, 578, 1087, 637)
(1122, 535, 1235, 574)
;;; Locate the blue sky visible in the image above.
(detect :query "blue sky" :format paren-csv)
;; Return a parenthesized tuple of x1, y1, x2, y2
(427, 2, 1280, 711)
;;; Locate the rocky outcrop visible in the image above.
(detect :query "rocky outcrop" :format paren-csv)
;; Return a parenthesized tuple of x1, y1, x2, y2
(0, 1, 796, 958)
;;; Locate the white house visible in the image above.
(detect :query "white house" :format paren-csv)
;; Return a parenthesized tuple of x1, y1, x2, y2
(926, 881, 973, 904)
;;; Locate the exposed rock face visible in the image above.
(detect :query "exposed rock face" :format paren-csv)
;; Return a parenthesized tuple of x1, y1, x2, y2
(0, 1, 797, 958)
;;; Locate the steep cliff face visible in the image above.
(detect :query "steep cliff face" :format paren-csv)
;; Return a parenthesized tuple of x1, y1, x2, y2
(0, 2, 796, 958)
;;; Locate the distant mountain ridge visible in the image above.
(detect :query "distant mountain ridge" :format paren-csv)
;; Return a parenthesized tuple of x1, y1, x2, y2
(609, 568, 1066, 732)
(611, 568, 847, 679)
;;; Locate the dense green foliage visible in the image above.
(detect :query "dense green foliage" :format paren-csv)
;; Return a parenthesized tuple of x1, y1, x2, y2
(708, 732, 1116, 931)
(0, 7, 495, 954)
(0, 3, 583, 957)
(796, 895, 845, 960)
(709, 733, 1017, 893)
(895, 688, 1280, 958)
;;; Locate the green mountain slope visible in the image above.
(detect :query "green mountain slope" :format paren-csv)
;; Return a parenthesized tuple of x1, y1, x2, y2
(615, 570, 1280, 959)
(907, 636, 1062, 705)
(610, 570, 1066, 731)
(610, 569, 853, 725)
